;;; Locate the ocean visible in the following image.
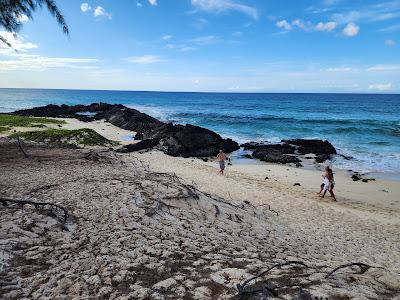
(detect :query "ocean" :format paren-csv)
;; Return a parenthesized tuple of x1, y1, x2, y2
(0, 88, 399, 175)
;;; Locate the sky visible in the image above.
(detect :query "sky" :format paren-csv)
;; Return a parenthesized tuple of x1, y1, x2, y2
(0, 0, 399, 93)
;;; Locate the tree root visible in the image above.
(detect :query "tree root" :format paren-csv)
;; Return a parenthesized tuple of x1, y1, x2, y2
(16, 136, 32, 159)
(237, 261, 386, 299)
(0, 197, 69, 231)
(145, 197, 178, 217)
(237, 261, 310, 297)
(325, 262, 379, 278)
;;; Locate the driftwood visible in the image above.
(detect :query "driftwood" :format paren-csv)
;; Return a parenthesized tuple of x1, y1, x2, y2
(237, 261, 310, 297)
(16, 136, 31, 159)
(325, 262, 377, 278)
(0, 197, 69, 231)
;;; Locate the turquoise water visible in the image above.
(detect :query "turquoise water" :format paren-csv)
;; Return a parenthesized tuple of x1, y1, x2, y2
(0, 88, 399, 174)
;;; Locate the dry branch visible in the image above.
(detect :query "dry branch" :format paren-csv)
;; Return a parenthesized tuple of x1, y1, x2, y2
(237, 261, 310, 297)
(0, 197, 69, 230)
(16, 136, 32, 159)
(325, 262, 378, 278)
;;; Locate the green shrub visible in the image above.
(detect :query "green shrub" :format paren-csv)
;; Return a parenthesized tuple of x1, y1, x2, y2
(0, 114, 66, 128)
(10, 128, 119, 147)
(0, 126, 10, 133)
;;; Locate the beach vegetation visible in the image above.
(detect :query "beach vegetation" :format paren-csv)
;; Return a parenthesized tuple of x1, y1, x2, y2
(9, 128, 119, 147)
(0, 114, 65, 128)
(0, 126, 10, 133)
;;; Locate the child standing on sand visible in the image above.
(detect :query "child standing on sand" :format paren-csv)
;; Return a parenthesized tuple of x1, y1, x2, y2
(216, 149, 227, 175)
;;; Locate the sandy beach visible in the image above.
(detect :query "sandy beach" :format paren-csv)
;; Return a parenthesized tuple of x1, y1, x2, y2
(1, 116, 400, 299)
(2, 0, 400, 297)
(22, 116, 400, 216)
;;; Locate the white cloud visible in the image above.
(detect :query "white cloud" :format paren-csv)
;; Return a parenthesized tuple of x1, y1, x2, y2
(277, 19, 338, 32)
(162, 35, 172, 41)
(326, 67, 353, 72)
(125, 55, 165, 64)
(0, 31, 38, 54)
(166, 44, 197, 52)
(17, 14, 29, 23)
(94, 6, 112, 19)
(180, 46, 196, 52)
(0, 57, 99, 71)
(148, 0, 157, 5)
(0, 31, 99, 71)
(367, 64, 400, 71)
(137, 2, 143, 7)
(190, 35, 219, 45)
(384, 39, 396, 46)
(343, 22, 360, 37)
(368, 83, 393, 91)
(332, 2, 400, 25)
(292, 19, 308, 30)
(315, 21, 337, 31)
(80, 3, 91, 13)
(276, 20, 292, 31)
(191, 0, 259, 20)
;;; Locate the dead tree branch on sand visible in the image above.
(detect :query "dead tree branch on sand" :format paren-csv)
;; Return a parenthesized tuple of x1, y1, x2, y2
(325, 262, 379, 278)
(237, 261, 310, 298)
(16, 136, 32, 159)
(0, 197, 69, 231)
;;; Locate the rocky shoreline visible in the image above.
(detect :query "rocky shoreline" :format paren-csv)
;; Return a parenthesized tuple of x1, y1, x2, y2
(13, 103, 239, 158)
(13, 103, 348, 167)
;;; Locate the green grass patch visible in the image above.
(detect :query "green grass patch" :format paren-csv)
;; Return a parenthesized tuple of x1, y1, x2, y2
(0, 126, 10, 133)
(10, 128, 119, 147)
(0, 114, 66, 128)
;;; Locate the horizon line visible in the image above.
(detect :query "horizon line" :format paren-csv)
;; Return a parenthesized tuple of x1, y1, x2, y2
(1, 87, 399, 96)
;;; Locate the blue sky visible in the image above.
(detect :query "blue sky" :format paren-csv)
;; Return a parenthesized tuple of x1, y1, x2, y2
(0, 0, 399, 93)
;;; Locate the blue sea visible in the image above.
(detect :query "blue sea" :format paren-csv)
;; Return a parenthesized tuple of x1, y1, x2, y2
(1, 88, 399, 175)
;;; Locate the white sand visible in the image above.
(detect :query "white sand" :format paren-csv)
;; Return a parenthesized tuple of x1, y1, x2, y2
(134, 151, 400, 219)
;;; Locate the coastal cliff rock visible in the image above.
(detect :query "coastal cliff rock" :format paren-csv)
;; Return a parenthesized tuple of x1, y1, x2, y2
(283, 139, 337, 155)
(252, 149, 301, 164)
(156, 124, 239, 157)
(96, 106, 163, 134)
(241, 142, 296, 154)
(14, 103, 118, 121)
(13, 103, 239, 157)
(241, 139, 337, 164)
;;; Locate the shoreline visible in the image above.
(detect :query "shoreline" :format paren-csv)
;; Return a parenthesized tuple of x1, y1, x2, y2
(56, 116, 399, 215)
(131, 150, 400, 219)
(2, 114, 399, 211)
(45, 116, 400, 183)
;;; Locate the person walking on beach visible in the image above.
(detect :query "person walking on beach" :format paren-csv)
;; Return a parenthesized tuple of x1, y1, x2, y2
(319, 166, 337, 201)
(216, 149, 227, 175)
